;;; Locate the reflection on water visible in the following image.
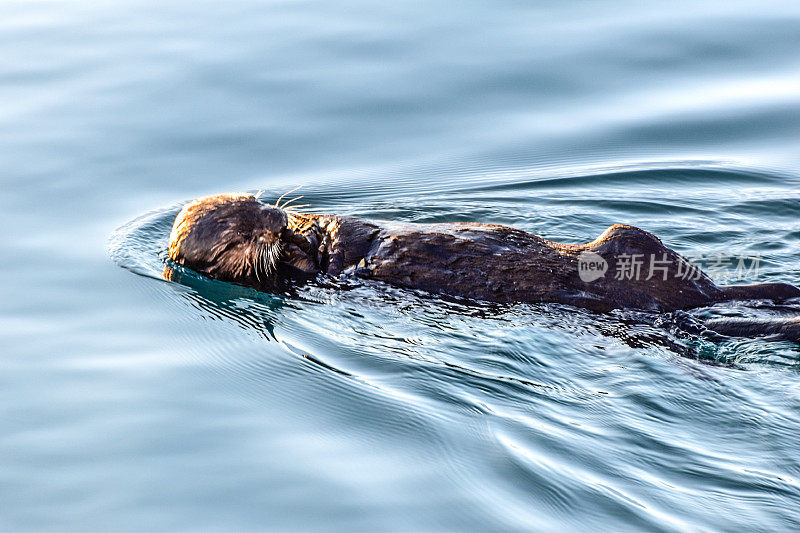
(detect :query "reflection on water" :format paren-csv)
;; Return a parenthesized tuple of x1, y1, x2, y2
(3, 0, 800, 530)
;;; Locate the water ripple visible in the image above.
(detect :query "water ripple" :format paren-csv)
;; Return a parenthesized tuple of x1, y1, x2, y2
(108, 162, 800, 531)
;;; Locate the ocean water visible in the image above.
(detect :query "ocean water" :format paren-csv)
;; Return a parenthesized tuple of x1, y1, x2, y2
(2, 0, 800, 531)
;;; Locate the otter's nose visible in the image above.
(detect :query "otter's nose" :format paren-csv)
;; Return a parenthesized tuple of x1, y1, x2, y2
(259, 205, 288, 232)
(257, 232, 280, 244)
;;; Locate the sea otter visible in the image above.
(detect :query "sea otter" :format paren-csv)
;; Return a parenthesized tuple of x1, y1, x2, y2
(167, 193, 800, 342)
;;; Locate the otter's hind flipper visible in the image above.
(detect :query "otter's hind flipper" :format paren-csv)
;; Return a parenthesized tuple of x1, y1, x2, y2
(719, 282, 800, 303)
(702, 316, 800, 343)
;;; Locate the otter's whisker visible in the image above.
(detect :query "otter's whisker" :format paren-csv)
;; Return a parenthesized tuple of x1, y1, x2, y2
(280, 195, 304, 209)
(274, 185, 303, 209)
(258, 245, 266, 281)
(254, 245, 263, 283)
(268, 241, 282, 272)
(284, 204, 311, 212)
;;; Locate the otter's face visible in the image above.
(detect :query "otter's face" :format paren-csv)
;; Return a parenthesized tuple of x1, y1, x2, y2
(168, 193, 288, 288)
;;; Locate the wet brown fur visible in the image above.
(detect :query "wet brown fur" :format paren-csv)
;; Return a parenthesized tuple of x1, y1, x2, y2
(168, 193, 800, 340)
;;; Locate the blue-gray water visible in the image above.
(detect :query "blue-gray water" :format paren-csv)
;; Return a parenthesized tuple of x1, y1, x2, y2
(2, 1, 800, 531)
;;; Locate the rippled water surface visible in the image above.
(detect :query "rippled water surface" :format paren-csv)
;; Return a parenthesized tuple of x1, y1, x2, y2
(3, 1, 800, 531)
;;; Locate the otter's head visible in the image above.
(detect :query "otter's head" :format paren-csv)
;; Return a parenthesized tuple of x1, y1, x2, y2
(168, 193, 289, 289)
